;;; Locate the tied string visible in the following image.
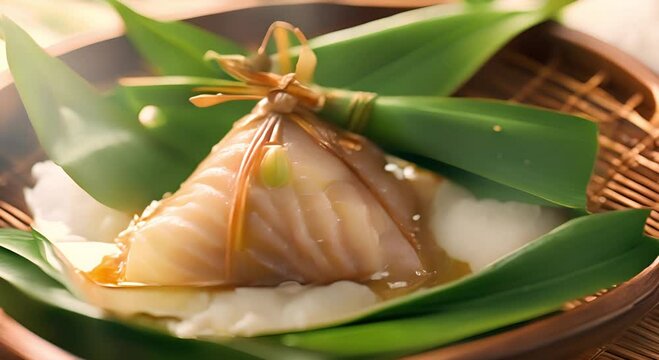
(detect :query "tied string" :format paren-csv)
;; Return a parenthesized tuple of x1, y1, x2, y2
(345, 91, 377, 134)
(189, 55, 325, 112)
(189, 21, 324, 113)
(190, 54, 377, 135)
(188, 21, 376, 136)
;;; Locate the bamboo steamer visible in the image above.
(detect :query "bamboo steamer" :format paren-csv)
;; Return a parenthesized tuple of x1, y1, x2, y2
(0, 2, 656, 359)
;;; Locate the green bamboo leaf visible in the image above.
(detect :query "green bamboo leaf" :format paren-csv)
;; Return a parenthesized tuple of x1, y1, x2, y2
(116, 77, 593, 207)
(114, 76, 255, 161)
(116, 76, 246, 106)
(406, 155, 558, 206)
(107, 0, 245, 77)
(323, 95, 597, 208)
(7, 2, 585, 211)
(0, 232, 321, 360)
(0, 234, 100, 318)
(114, 77, 574, 206)
(0, 229, 65, 284)
(356, 209, 652, 321)
(1, 17, 198, 212)
(282, 236, 658, 357)
(306, 0, 574, 95)
(117, 77, 595, 207)
(0, 249, 254, 359)
(108, 0, 571, 95)
(0, 210, 654, 358)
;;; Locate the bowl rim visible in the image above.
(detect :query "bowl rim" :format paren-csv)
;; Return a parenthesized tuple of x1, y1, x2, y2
(0, 1, 657, 359)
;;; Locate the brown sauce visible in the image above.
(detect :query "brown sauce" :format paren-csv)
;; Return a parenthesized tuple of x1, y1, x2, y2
(88, 252, 125, 285)
(365, 163, 471, 300)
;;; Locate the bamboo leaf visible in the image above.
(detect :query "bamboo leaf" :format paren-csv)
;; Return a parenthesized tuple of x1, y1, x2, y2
(108, 0, 571, 95)
(282, 236, 658, 357)
(0, 235, 101, 320)
(305, 0, 574, 95)
(5, 3, 586, 211)
(405, 155, 558, 206)
(322, 95, 597, 208)
(107, 0, 245, 77)
(0, 230, 66, 284)
(0, 250, 257, 359)
(0, 232, 320, 360)
(116, 79, 546, 207)
(1, 17, 200, 212)
(0, 211, 655, 358)
(356, 209, 653, 321)
(114, 76, 255, 161)
(116, 76, 596, 208)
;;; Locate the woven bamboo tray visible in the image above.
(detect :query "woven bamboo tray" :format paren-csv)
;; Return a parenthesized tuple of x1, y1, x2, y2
(0, 2, 657, 359)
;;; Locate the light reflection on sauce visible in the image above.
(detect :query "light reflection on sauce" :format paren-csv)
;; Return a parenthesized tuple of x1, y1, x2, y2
(365, 160, 471, 300)
(87, 243, 128, 285)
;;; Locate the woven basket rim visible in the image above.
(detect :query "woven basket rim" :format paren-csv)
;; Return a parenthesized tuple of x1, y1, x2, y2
(546, 23, 659, 117)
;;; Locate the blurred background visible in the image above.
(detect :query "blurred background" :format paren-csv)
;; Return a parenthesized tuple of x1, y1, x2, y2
(0, 0, 657, 73)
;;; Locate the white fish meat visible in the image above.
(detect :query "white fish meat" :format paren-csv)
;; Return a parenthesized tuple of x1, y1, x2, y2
(94, 96, 423, 287)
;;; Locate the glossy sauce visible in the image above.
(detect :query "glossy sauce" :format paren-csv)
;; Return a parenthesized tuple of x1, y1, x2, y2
(364, 162, 471, 300)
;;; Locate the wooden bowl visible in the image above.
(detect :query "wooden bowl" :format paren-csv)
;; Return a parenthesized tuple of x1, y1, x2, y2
(0, 2, 657, 359)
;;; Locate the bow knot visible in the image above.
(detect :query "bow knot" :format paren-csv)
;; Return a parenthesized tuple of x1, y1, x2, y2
(189, 22, 324, 112)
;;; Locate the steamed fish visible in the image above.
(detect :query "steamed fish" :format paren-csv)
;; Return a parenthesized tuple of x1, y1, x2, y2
(91, 92, 424, 288)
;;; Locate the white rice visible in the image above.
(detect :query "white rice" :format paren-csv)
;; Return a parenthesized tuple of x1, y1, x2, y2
(24, 162, 131, 243)
(431, 181, 565, 271)
(171, 281, 378, 337)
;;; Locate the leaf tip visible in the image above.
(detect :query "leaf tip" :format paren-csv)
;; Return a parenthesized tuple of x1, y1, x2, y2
(0, 16, 31, 48)
(105, 0, 124, 10)
(543, 0, 578, 14)
(105, 0, 138, 19)
(0, 14, 15, 36)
